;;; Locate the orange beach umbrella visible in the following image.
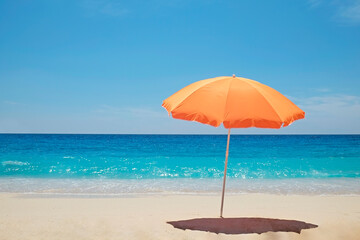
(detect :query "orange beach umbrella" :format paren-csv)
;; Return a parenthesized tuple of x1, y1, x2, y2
(162, 75, 305, 217)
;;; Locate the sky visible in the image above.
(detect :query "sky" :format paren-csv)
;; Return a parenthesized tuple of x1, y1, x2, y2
(0, 0, 359, 134)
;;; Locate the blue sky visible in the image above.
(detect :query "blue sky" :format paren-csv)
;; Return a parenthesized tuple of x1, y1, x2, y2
(0, 0, 359, 134)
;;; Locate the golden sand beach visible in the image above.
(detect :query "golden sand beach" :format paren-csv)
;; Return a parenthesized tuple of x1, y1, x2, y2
(1, 193, 359, 240)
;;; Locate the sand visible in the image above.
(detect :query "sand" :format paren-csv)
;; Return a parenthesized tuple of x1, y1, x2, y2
(1, 193, 360, 240)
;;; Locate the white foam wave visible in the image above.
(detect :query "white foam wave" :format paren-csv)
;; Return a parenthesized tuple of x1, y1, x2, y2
(2, 161, 29, 166)
(0, 178, 359, 196)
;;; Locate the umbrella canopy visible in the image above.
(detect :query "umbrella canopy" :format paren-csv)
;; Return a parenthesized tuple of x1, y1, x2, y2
(162, 75, 305, 217)
(162, 75, 304, 129)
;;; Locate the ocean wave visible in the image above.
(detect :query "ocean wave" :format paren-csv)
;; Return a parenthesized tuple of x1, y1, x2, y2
(2, 161, 29, 166)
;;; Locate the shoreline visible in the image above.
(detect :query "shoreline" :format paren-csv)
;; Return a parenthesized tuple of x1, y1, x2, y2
(1, 193, 360, 240)
(3, 191, 360, 199)
(1, 177, 360, 196)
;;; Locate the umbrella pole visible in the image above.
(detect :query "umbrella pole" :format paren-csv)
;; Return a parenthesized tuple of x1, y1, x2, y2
(220, 128, 231, 218)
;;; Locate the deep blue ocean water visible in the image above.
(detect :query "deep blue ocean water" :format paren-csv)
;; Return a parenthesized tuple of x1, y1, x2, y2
(0, 134, 359, 195)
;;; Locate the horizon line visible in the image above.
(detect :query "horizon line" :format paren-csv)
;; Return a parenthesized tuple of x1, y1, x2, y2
(1, 133, 359, 135)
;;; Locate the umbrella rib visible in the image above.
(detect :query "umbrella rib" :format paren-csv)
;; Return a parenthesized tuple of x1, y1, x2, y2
(162, 80, 216, 113)
(222, 77, 235, 126)
(242, 80, 285, 125)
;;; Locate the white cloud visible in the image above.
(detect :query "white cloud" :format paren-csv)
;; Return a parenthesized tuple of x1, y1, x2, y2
(293, 94, 360, 106)
(308, 0, 323, 8)
(288, 94, 360, 133)
(336, 0, 360, 24)
(308, 0, 360, 24)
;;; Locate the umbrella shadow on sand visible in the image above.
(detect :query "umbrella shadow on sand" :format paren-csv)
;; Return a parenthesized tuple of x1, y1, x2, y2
(167, 217, 318, 235)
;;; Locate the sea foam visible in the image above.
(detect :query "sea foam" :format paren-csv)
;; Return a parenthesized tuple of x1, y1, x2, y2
(2, 161, 29, 166)
(0, 177, 359, 196)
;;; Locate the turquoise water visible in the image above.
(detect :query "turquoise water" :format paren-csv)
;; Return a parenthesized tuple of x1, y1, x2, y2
(0, 134, 359, 194)
(1, 134, 359, 179)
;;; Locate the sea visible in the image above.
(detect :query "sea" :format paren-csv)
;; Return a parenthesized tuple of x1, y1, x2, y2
(0, 134, 359, 196)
